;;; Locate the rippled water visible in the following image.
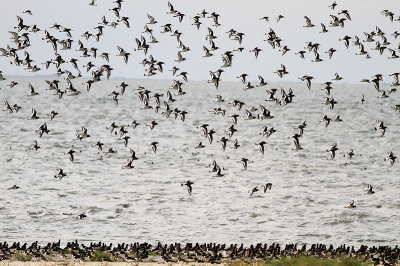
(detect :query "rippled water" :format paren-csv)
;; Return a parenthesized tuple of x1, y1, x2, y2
(1, 77, 399, 246)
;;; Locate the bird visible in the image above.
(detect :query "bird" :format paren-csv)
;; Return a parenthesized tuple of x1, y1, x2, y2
(248, 186, 258, 196)
(245, 110, 257, 120)
(356, 43, 368, 56)
(47, 111, 58, 120)
(147, 121, 158, 130)
(375, 120, 387, 137)
(207, 128, 216, 144)
(320, 23, 329, 33)
(295, 120, 307, 136)
(230, 138, 240, 150)
(92, 141, 104, 151)
(367, 184, 375, 194)
(326, 48, 337, 59)
(202, 45, 214, 57)
(36, 122, 50, 137)
(12, 103, 23, 113)
(117, 82, 129, 95)
(79, 126, 91, 139)
(129, 149, 139, 161)
(328, 1, 337, 10)
(255, 141, 267, 155)
(237, 158, 249, 170)
(207, 71, 220, 89)
(338, 10, 351, 21)
(195, 142, 206, 149)
(104, 148, 117, 155)
(29, 140, 41, 151)
(167, 1, 176, 14)
(27, 83, 39, 96)
(262, 183, 272, 192)
(3, 100, 13, 113)
(339, 35, 352, 48)
(214, 95, 225, 102)
(359, 95, 366, 104)
(250, 47, 262, 59)
(384, 151, 397, 167)
(174, 51, 187, 63)
(215, 165, 224, 177)
(345, 200, 357, 208)
(274, 64, 289, 78)
(237, 73, 248, 84)
(54, 168, 67, 180)
(66, 150, 75, 162)
(261, 126, 276, 139)
(217, 137, 229, 151)
(333, 115, 343, 122)
(333, 73, 343, 81)
(28, 108, 40, 120)
(303, 16, 315, 27)
(256, 75, 268, 87)
(276, 15, 284, 22)
(299, 75, 314, 90)
(7, 81, 19, 88)
(289, 133, 302, 150)
(150, 142, 158, 154)
(326, 143, 339, 159)
(344, 149, 355, 159)
(181, 180, 193, 196)
(311, 51, 323, 62)
(122, 136, 130, 147)
(225, 125, 237, 139)
(122, 159, 134, 169)
(295, 50, 306, 59)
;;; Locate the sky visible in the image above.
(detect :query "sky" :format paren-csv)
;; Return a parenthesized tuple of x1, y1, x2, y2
(0, 0, 399, 84)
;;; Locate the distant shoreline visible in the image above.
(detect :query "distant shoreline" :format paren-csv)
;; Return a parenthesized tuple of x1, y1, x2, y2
(0, 75, 360, 85)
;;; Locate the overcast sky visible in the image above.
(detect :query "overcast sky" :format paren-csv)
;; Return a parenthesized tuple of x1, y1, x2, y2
(0, 0, 399, 84)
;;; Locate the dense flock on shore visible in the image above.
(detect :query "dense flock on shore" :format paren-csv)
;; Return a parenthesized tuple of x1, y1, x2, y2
(0, 240, 400, 265)
(1, 0, 400, 255)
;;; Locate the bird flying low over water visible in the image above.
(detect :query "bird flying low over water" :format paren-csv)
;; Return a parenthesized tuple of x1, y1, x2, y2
(181, 180, 194, 196)
(326, 142, 339, 159)
(249, 186, 258, 196)
(66, 149, 75, 162)
(263, 183, 272, 192)
(345, 200, 357, 208)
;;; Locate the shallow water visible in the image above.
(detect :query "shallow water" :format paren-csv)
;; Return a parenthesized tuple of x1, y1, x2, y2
(1, 77, 399, 246)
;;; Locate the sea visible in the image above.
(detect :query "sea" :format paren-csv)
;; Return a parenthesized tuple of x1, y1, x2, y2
(1, 77, 399, 247)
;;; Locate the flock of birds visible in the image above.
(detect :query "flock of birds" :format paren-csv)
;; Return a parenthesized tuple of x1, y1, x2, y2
(1, 0, 400, 234)
(0, 240, 400, 265)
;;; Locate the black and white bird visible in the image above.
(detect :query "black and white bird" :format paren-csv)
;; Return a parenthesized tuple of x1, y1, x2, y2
(147, 121, 158, 130)
(181, 180, 194, 196)
(66, 150, 75, 162)
(122, 159, 134, 169)
(375, 120, 387, 137)
(262, 183, 272, 192)
(150, 142, 158, 154)
(54, 168, 67, 180)
(289, 133, 303, 150)
(237, 158, 249, 170)
(249, 186, 259, 197)
(384, 151, 397, 167)
(255, 141, 267, 155)
(326, 142, 339, 159)
(27, 83, 39, 96)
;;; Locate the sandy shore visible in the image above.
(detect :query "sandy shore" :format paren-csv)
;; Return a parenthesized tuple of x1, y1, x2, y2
(0, 262, 215, 266)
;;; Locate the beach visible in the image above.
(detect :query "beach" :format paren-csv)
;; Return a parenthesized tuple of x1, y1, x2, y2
(1, 262, 213, 266)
